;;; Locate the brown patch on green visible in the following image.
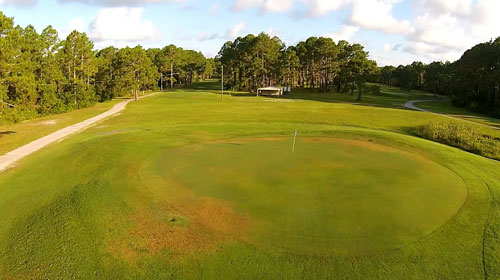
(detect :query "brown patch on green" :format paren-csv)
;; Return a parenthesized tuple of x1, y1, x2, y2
(302, 137, 394, 152)
(210, 137, 287, 145)
(108, 204, 221, 262)
(107, 178, 251, 263)
(183, 198, 252, 239)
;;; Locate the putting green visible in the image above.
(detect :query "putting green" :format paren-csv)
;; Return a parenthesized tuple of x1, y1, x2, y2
(148, 138, 467, 255)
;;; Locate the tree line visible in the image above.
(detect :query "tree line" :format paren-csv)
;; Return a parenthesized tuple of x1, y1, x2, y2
(2, 9, 499, 123)
(218, 33, 500, 118)
(379, 38, 500, 117)
(0, 12, 213, 123)
(216, 33, 379, 100)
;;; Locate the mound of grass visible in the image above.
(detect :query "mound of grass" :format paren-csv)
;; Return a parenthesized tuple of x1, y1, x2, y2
(412, 120, 500, 160)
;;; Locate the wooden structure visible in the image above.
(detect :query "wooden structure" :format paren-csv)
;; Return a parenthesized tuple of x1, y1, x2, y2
(257, 86, 286, 97)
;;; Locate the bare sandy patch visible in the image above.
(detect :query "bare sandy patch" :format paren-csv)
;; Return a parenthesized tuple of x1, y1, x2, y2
(108, 177, 251, 263)
(39, 120, 57, 126)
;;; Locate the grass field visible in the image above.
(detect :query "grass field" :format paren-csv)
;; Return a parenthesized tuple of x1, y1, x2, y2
(0, 81, 499, 279)
(416, 100, 500, 129)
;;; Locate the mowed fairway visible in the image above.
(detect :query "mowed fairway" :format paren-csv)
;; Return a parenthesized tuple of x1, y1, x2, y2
(0, 81, 499, 279)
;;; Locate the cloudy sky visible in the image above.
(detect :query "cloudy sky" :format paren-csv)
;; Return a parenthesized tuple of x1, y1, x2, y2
(0, 0, 499, 66)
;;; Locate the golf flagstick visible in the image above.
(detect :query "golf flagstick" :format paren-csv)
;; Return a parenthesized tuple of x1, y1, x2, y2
(292, 130, 297, 152)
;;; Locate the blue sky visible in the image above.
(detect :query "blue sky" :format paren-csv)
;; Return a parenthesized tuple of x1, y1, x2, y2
(0, 0, 499, 66)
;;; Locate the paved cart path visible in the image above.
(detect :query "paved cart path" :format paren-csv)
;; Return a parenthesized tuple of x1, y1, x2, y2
(0, 94, 155, 172)
(404, 100, 499, 130)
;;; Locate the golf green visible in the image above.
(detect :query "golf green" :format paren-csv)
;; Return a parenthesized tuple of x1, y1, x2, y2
(147, 137, 467, 255)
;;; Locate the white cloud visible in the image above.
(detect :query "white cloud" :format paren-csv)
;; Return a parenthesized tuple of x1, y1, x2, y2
(0, 0, 37, 7)
(384, 44, 391, 52)
(209, 3, 220, 16)
(56, 0, 185, 6)
(414, 0, 473, 17)
(404, 0, 500, 62)
(324, 25, 359, 42)
(299, 0, 349, 17)
(197, 22, 246, 42)
(469, 0, 500, 39)
(226, 22, 246, 39)
(232, 0, 256, 11)
(409, 13, 469, 51)
(372, 54, 399, 66)
(266, 27, 281, 37)
(228, 0, 500, 64)
(348, 0, 412, 35)
(233, 0, 294, 13)
(0, 0, 188, 8)
(231, 0, 410, 34)
(197, 33, 209, 41)
(88, 7, 160, 45)
(233, 0, 347, 16)
(59, 17, 86, 39)
(403, 42, 463, 61)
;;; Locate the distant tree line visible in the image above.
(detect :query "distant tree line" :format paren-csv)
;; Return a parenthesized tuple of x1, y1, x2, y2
(2, 9, 500, 123)
(0, 12, 213, 123)
(379, 38, 500, 117)
(219, 34, 500, 118)
(216, 33, 379, 100)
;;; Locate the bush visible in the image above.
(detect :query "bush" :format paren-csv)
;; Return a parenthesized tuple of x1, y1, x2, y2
(367, 85, 381, 95)
(341, 84, 351, 94)
(412, 121, 500, 160)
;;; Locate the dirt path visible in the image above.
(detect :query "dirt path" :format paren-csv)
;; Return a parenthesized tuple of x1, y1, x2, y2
(0, 94, 155, 172)
(404, 100, 499, 130)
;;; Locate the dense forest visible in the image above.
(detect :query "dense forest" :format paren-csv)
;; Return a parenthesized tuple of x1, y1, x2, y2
(379, 39, 500, 117)
(217, 33, 379, 99)
(2, 10, 500, 123)
(0, 12, 214, 123)
(218, 33, 500, 118)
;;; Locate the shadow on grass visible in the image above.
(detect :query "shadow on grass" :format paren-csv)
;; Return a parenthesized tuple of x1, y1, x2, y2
(281, 89, 435, 111)
(181, 81, 257, 97)
(185, 80, 408, 108)
(178, 80, 453, 113)
(0, 131, 15, 138)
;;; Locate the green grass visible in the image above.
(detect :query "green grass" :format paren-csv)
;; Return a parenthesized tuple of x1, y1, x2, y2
(284, 83, 500, 129)
(148, 138, 466, 254)
(0, 81, 499, 279)
(0, 100, 120, 155)
(416, 100, 500, 129)
(284, 83, 434, 110)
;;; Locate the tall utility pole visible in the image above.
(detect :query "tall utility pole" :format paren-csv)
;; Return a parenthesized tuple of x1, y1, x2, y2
(221, 65, 224, 101)
(160, 73, 163, 91)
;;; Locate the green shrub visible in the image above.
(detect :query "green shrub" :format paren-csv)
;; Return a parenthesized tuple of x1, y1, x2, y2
(412, 121, 500, 160)
(368, 85, 381, 95)
(0, 106, 38, 125)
